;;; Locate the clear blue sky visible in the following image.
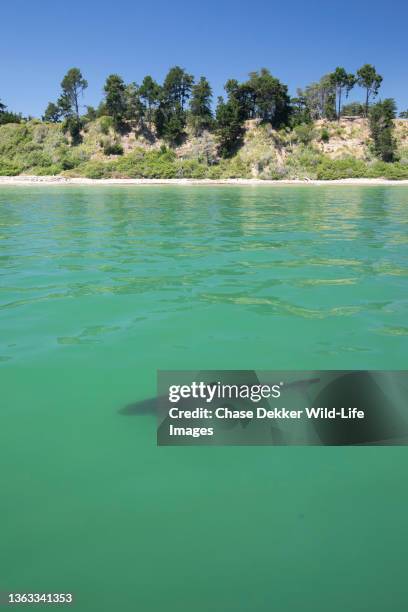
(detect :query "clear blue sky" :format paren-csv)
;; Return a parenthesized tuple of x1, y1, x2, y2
(1, 0, 407, 117)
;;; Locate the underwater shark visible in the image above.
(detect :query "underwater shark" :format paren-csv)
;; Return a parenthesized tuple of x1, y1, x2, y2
(119, 371, 408, 445)
(118, 376, 321, 416)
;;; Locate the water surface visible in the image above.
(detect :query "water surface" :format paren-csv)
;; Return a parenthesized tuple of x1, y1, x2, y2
(1, 186, 407, 611)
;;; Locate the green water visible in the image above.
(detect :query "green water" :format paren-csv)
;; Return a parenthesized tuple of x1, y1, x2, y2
(1, 185, 408, 611)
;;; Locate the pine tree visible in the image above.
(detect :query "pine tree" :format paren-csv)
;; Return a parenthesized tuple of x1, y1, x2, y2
(189, 77, 213, 135)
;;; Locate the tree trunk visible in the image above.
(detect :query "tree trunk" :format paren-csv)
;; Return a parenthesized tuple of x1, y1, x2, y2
(74, 90, 79, 117)
(338, 88, 342, 122)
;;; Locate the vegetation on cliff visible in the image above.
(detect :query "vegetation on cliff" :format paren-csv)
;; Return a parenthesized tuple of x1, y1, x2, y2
(1, 64, 408, 179)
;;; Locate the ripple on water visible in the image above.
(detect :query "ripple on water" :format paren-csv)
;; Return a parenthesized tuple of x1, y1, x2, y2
(0, 185, 407, 368)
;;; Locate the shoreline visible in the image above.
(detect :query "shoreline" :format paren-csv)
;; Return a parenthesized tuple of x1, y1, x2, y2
(1, 175, 408, 186)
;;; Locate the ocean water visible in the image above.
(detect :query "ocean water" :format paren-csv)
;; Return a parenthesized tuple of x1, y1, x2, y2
(1, 185, 407, 611)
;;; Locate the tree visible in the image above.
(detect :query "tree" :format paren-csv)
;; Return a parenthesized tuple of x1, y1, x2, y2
(60, 68, 88, 117)
(290, 94, 312, 126)
(298, 75, 336, 120)
(219, 70, 291, 128)
(84, 106, 97, 121)
(246, 69, 291, 126)
(215, 96, 245, 157)
(153, 100, 186, 145)
(399, 110, 408, 119)
(125, 83, 145, 123)
(153, 105, 166, 138)
(43, 102, 62, 122)
(163, 104, 186, 145)
(104, 74, 127, 129)
(224, 79, 255, 119)
(356, 64, 383, 116)
(369, 98, 397, 162)
(139, 76, 161, 127)
(329, 67, 355, 120)
(0, 100, 22, 125)
(56, 92, 72, 117)
(341, 101, 365, 117)
(162, 66, 194, 110)
(63, 115, 83, 145)
(189, 76, 213, 135)
(153, 67, 194, 144)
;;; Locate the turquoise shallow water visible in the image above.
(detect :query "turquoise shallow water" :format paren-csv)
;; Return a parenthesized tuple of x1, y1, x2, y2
(1, 185, 408, 611)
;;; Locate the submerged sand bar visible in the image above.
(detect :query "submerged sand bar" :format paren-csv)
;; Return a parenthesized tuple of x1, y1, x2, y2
(1, 175, 408, 186)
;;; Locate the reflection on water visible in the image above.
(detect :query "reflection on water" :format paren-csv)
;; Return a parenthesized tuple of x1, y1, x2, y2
(0, 185, 407, 367)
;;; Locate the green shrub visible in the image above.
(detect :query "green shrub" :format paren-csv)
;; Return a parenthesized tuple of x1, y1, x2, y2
(78, 160, 111, 179)
(98, 116, 113, 135)
(23, 150, 54, 169)
(103, 141, 124, 156)
(282, 145, 323, 178)
(0, 112, 22, 126)
(320, 128, 330, 143)
(176, 159, 208, 178)
(294, 124, 316, 145)
(207, 164, 223, 179)
(29, 164, 62, 176)
(56, 145, 89, 170)
(366, 161, 408, 180)
(219, 156, 251, 178)
(316, 157, 368, 180)
(62, 116, 83, 145)
(0, 123, 31, 155)
(112, 149, 176, 178)
(0, 158, 23, 175)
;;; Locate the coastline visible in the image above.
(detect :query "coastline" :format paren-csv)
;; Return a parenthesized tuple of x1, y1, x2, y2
(1, 175, 408, 186)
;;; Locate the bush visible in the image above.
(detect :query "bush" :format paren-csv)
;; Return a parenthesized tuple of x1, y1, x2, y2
(220, 156, 251, 178)
(320, 128, 330, 143)
(98, 116, 113, 135)
(29, 164, 62, 176)
(0, 111, 22, 126)
(113, 149, 178, 178)
(341, 102, 365, 117)
(103, 141, 124, 156)
(0, 158, 23, 175)
(78, 160, 111, 179)
(293, 124, 316, 145)
(62, 116, 83, 145)
(0, 123, 31, 155)
(366, 161, 408, 180)
(176, 159, 208, 179)
(316, 157, 368, 180)
(24, 150, 54, 168)
(283, 145, 323, 178)
(56, 145, 89, 170)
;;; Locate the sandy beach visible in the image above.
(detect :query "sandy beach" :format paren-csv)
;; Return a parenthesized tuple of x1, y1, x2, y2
(1, 175, 408, 186)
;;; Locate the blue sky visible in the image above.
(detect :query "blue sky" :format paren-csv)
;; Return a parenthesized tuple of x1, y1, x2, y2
(1, 0, 407, 116)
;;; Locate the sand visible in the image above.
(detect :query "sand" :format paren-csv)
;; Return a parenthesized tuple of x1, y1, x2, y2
(1, 175, 408, 186)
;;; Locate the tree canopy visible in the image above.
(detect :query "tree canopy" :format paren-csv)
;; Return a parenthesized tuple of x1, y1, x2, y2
(0, 98, 23, 125)
(369, 98, 397, 162)
(3, 62, 402, 167)
(104, 74, 127, 129)
(189, 77, 213, 135)
(297, 75, 336, 121)
(356, 64, 383, 116)
(59, 68, 88, 117)
(329, 67, 355, 120)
